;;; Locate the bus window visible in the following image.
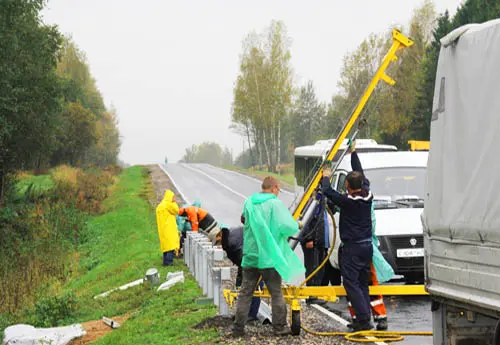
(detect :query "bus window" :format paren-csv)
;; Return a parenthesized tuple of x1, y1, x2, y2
(294, 156, 322, 188)
(337, 172, 347, 193)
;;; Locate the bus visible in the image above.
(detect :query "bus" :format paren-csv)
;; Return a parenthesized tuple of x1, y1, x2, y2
(293, 138, 397, 196)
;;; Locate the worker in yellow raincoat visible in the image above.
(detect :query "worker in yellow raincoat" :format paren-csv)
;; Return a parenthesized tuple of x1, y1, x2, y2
(156, 190, 180, 266)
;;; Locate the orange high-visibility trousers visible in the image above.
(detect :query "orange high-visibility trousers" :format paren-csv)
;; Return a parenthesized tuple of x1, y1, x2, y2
(348, 263, 387, 321)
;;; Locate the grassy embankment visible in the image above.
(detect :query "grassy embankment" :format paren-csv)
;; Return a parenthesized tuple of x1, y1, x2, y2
(70, 166, 218, 344)
(2, 167, 219, 344)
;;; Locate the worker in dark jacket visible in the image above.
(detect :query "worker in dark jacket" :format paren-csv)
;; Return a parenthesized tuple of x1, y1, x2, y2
(208, 226, 261, 320)
(321, 165, 374, 331)
(346, 143, 390, 331)
(300, 198, 328, 305)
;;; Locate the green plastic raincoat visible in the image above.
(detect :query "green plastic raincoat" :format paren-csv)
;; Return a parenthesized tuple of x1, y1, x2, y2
(371, 203, 395, 283)
(156, 190, 180, 253)
(241, 193, 305, 283)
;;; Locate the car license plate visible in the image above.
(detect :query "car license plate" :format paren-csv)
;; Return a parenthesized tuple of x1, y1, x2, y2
(397, 248, 424, 258)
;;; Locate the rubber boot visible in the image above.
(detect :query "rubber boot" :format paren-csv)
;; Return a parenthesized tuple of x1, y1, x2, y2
(376, 318, 388, 331)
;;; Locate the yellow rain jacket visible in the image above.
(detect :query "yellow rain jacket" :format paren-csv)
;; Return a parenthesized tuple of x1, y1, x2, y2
(156, 190, 180, 253)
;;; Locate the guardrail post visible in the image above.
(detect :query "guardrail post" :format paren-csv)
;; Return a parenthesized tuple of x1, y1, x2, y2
(203, 247, 215, 295)
(199, 243, 212, 289)
(212, 268, 221, 307)
(219, 267, 232, 316)
(185, 232, 190, 268)
(206, 249, 214, 298)
(193, 237, 211, 285)
(193, 237, 204, 281)
(187, 232, 201, 272)
(208, 248, 224, 299)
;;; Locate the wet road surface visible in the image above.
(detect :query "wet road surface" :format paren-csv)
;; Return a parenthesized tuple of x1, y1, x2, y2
(160, 163, 433, 345)
(325, 295, 432, 345)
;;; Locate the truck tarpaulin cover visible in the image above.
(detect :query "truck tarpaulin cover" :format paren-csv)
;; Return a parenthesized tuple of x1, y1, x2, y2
(423, 19, 500, 311)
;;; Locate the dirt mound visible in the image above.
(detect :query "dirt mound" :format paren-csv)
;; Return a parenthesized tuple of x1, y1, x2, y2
(68, 315, 129, 344)
(192, 311, 349, 345)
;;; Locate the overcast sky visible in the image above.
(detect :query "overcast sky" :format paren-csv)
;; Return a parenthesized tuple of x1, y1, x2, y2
(42, 0, 461, 165)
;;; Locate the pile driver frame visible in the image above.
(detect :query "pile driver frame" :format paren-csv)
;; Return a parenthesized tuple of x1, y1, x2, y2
(223, 30, 425, 342)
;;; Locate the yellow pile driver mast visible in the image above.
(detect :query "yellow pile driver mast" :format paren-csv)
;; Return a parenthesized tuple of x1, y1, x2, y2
(292, 29, 413, 224)
(224, 30, 430, 342)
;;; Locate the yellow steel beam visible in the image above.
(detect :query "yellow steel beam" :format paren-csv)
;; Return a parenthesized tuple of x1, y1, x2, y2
(292, 29, 414, 220)
(262, 285, 427, 298)
(329, 284, 428, 296)
(223, 284, 427, 307)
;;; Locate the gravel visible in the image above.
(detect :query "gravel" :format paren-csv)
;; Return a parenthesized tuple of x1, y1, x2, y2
(147, 164, 186, 206)
(193, 302, 352, 345)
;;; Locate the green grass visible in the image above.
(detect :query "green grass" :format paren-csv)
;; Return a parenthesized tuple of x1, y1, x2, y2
(248, 169, 295, 186)
(223, 165, 295, 187)
(57, 166, 218, 344)
(16, 174, 54, 196)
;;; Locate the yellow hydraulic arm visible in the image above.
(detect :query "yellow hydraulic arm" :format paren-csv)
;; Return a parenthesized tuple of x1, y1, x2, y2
(292, 29, 413, 221)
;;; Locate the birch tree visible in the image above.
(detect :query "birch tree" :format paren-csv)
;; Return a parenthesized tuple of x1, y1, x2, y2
(231, 20, 293, 172)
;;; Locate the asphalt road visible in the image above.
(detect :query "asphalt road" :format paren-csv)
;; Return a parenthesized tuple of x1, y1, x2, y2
(160, 163, 433, 345)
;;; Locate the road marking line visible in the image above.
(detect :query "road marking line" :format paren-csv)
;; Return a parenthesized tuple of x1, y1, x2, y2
(311, 304, 387, 345)
(215, 165, 294, 196)
(158, 164, 191, 204)
(182, 164, 247, 200)
(311, 304, 349, 326)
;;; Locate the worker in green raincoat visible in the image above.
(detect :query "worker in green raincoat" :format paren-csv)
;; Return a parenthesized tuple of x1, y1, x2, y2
(233, 176, 305, 337)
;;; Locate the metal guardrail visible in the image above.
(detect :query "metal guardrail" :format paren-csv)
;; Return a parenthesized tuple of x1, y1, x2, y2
(184, 232, 272, 323)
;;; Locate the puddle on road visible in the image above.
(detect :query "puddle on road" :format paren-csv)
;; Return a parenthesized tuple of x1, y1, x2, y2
(325, 295, 432, 345)
(384, 295, 432, 345)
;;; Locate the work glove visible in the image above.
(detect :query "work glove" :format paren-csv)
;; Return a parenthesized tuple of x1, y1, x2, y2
(348, 138, 356, 152)
(322, 167, 333, 178)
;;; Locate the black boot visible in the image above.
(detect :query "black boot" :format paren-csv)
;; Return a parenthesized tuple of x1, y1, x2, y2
(352, 320, 373, 332)
(376, 318, 388, 331)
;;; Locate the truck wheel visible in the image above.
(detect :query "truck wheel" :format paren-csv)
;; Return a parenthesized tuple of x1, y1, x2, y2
(291, 310, 301, 336)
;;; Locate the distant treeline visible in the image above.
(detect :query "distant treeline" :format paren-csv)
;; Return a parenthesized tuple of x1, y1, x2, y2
(179, 142, 233, 166)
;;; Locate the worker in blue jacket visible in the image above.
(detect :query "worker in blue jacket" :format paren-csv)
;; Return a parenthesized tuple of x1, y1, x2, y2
(345, 141, 392, 331)
(321, 162, 374, 331)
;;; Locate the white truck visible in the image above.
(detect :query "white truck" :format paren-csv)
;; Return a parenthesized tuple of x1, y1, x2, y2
(423, 19, 500, 345)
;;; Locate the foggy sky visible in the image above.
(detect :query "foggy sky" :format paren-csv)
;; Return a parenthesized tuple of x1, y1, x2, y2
(42, 0, 461, 165)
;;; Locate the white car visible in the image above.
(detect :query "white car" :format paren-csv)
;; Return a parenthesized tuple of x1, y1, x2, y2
(328, 151, 428, 283)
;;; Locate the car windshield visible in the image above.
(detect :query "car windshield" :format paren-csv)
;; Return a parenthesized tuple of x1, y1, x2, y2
(364, 167, 426, 208)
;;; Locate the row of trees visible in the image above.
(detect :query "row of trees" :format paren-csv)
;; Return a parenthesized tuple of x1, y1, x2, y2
(231, 0, 500, 171)
(230, 20, 293, 173)
(0, 0, 120, 201)
(180, 142, 233, 166)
